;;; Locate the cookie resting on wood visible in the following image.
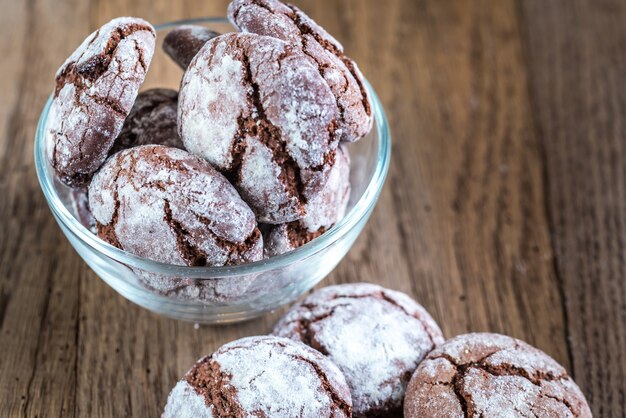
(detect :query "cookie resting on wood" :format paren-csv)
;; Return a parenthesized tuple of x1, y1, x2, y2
(274, 282, 444, 417)
(404, 333, 592, 418)
(162, 336, 352, 418)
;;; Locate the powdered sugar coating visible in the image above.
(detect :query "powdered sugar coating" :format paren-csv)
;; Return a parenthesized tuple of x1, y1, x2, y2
(136, 269, 256, 304)
(228, 0, 372, 143)
(238, 136, 300, 222)
(163, 25, 220, 69)
(163, 381, 214, 418)
(404, 333, 592, 418)
(178, 32, 339, 223)
(163, 336, 352, 417)
(216, 337, 351, 416)
(46, 17, 156, 186)
(264, 145, 350, 257)
(262, 223, 296, 257)
(302, 144, 350, 231)
(88, 145, 262, 266)
(180, 51, 246, 168)
(274, 283, 444, 417)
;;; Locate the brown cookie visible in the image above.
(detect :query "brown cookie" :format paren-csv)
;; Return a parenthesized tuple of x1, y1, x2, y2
(404, 333, 592, 418)
(163, 25, 220, 69)
(228, 0, 372, 143)
(163, 336, 352, 417)
(68, 186, 96, 232)
(88, 145, 262, 266)
(274, 283, 444, 417)
(110, 88, 183, 154)
(178, 32, 339, 224)
(264, 144, 350, 257)
(45, 17, 156, 186)
(262, 222, 324, 258)
(133, 270, 257, 305)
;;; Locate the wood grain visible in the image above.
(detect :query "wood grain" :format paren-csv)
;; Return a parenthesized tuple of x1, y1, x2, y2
(0, 0, 89, 416)
(0, 0, 622, 416)
(520, 1, 626, 416)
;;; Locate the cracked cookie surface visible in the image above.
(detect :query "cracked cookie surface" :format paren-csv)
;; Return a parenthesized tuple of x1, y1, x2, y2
(88, 145, 262, 266)
(163, 25, 220, 69)
(46, 17, 156, 186)
(404, 333, 592, 418)
(273, 283, 444, 417)
(228, 0, 372, 143)
(162, 335, 352, 418)
(264, 144, 350, 257)
(178, 32, 339, 224)
(110, 88, 183, 154)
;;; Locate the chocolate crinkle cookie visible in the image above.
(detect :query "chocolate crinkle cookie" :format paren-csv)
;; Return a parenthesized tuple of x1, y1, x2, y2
(178, 32, 339, 224)
(163, 25, 220, 69)
(162, 336, 352, 418)
(68, 186, 96, 232)
(110, 88, 183, 154)
(404, 333, 592, 418)
(88, 145, 263, 266)
(46, 17, 156, 186)
(264, 144, 350, 257)
(273, 283, 444, 417)
(139, 270, 256, 304)
(228, 0, 372, 143)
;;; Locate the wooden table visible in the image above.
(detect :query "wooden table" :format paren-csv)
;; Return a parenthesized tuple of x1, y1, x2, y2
(1, 0, 624, 416)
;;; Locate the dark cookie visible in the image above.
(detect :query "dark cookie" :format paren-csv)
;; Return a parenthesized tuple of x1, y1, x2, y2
(163, 336, 352, 417)
(178, 32, 339, 224)
(228, 0, 372, 143)
(263, 222, 325, 258)
(45, 17, 156, 186)
(264, 144, 350, 257)
(136, 269, 256, 304)
(163, 25, 220, 69)
(404, 333, 592, 418)
(88, 145, 262, 266)
(274, 283, 444, 417)
(68, 186, 96, 232)
(110, 88, 183, 154)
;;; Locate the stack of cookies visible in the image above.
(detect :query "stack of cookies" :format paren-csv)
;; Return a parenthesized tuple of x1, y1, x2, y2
(45, 0, 372, 270)
(163, 283, 593, 417)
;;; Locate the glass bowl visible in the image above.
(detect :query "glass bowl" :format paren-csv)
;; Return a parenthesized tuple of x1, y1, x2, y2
(34, 18, 391, 324)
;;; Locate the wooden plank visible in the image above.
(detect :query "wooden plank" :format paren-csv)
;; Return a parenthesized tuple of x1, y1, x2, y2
(359, 0, 568, 358)
(0, 0, 91, 416)
(519, 0, 626, 415)
(0, 0, 582, 415)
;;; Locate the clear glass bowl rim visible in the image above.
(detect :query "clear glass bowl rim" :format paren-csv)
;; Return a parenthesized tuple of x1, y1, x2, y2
(34, 17, 391, 279)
